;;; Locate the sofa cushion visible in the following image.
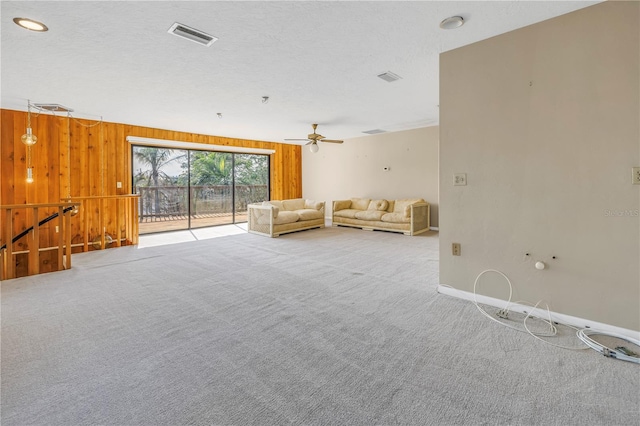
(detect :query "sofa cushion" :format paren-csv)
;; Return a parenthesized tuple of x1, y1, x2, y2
(297, 209, 323, 220)
(386, 200, 395, 212)
(393, 198, 424, 217)
(350, 198, 371, 211)
(381, 212, 411, 223)
(257, 210, 299, 225)
(333, 209, 360, 219)
(367, 199, 389, 211)
(270, 200, 284, 211)
(261, 201, 279, 218)
(355, 210, 386, 221)
(333, 200, 352, 211)
(283, 198, 305, 211)
(304, 199, 323, 210)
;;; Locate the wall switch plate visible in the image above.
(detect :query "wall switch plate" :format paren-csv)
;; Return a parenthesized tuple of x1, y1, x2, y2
(116, 181, 123, 188)
(633, 167, 640, 185)
(452, 243, 461, 256)
(55, 226, 59, 233)
(454, 173, 467, 186)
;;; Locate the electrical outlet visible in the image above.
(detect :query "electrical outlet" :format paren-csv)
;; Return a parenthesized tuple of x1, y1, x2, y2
(116, 181, 123, 189)
(632, 167, 640, 185)
(454, 173, 467, 186)
(452, 243, 461, 256)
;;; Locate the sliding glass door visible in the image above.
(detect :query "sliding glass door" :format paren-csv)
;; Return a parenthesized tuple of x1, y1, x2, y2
(189, 151, 233, 229)
(234, 154, 269, 222)
(132, 146, 269, 234)
(133, 147, 188, 234)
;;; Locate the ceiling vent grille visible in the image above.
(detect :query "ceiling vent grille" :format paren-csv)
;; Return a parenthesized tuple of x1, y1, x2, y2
(362, 129, 387, 134)
(33, 103, 73, 112)
(377, 71, 402, 83)
(168, 22, 217, 47)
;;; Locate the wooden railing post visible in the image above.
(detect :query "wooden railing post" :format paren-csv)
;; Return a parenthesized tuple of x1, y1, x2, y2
(115, 198, 121, 247)
(99, 197, 105, 250)
(28, 207, 40, 276)
(57, 206, 64, 272)
(4, 208, 14, 279)
(64, 209, 72, 269)
(133, 197, 139, 245)
(83, 201, 89, 252)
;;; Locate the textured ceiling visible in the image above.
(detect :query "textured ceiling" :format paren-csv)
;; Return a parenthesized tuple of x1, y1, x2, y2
(1, 1, 601, 144)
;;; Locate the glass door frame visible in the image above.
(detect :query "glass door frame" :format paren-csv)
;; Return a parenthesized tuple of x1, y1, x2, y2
(131, 144, 270, 234)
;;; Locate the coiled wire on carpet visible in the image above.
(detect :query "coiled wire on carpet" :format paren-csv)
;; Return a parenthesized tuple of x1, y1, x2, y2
(473, 269, 586, 350)
(472, 269, 640, 362)
(577, 329, 640, 364)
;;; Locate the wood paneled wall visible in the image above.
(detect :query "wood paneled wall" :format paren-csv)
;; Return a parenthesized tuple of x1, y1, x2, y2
(1, 108, 301, 269)
(1, 109, 301, 203)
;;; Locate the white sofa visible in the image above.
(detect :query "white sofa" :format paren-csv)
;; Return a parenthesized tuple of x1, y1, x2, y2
(332, 197, 429, 236)
(247, 198, 325, 237)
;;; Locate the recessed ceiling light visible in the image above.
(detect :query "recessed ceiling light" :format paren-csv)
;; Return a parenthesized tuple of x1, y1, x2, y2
(439, 16, 464, 30)
(13, 17, 48, 32)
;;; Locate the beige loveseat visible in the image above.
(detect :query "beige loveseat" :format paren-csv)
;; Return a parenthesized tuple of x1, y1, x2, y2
(332, 198, 429, 236)
(247, 198, 325, 237)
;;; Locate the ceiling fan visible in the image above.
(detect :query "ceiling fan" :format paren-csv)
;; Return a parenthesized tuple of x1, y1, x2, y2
(285, 123, 344, 153)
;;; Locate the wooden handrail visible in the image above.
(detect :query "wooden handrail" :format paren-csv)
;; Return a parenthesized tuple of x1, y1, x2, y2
(1, 195, 140, 280)
(61, 195, 140, 250)
(1, 202, 78, 280)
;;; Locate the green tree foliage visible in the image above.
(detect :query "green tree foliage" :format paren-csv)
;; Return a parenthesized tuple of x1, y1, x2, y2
(186, 152, 268, 186)
(133, 147, 186, 215)
(133, 148, 184, 187)
(188, 152, 233, 185)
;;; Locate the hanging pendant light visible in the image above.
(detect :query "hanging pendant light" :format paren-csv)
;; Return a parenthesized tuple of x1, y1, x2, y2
(26, 167, 34, 183)
(21, 100, 37, 146)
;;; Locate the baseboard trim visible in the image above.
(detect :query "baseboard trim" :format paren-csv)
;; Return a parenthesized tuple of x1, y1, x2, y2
(437, 284, 640, 340)
(429, 226, 439, 231)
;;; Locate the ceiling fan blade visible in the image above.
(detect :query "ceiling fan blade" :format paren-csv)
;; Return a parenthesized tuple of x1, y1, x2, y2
(320, 139, 344, 144)
(304, 141, 314, 146)
(284, 138, 311, 142)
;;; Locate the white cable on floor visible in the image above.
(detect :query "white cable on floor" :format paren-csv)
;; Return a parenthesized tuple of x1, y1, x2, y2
(577, 329, 640, 364)
(472, 269, 554, 336)
(523, 300, 588, 351)
(473, 269, 588, 347)
(451, 271, 636, 357)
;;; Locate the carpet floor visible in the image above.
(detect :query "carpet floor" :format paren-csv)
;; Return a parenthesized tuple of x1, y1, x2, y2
(1, 226, 638, 425)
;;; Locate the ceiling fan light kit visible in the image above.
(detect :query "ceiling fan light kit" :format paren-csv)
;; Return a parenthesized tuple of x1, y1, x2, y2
(284, 123, 344, 153)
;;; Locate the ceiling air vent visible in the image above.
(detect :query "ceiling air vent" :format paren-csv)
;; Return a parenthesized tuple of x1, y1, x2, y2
(362, 129, 387, 135)
(33, 103, 73, 112)
(168, 22, 217, 47)
(377, 71, 402, 83)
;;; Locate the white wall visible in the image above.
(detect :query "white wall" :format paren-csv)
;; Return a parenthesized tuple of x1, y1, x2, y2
(302, 126, 439, 226)
(439, 2, 639, 330)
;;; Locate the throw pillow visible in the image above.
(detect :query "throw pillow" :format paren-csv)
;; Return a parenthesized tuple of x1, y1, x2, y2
(304, 199, 323, 210)
(350, 198, 371, 211)
(283, 198, 305, 211)
(367, 199, 389, 211)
